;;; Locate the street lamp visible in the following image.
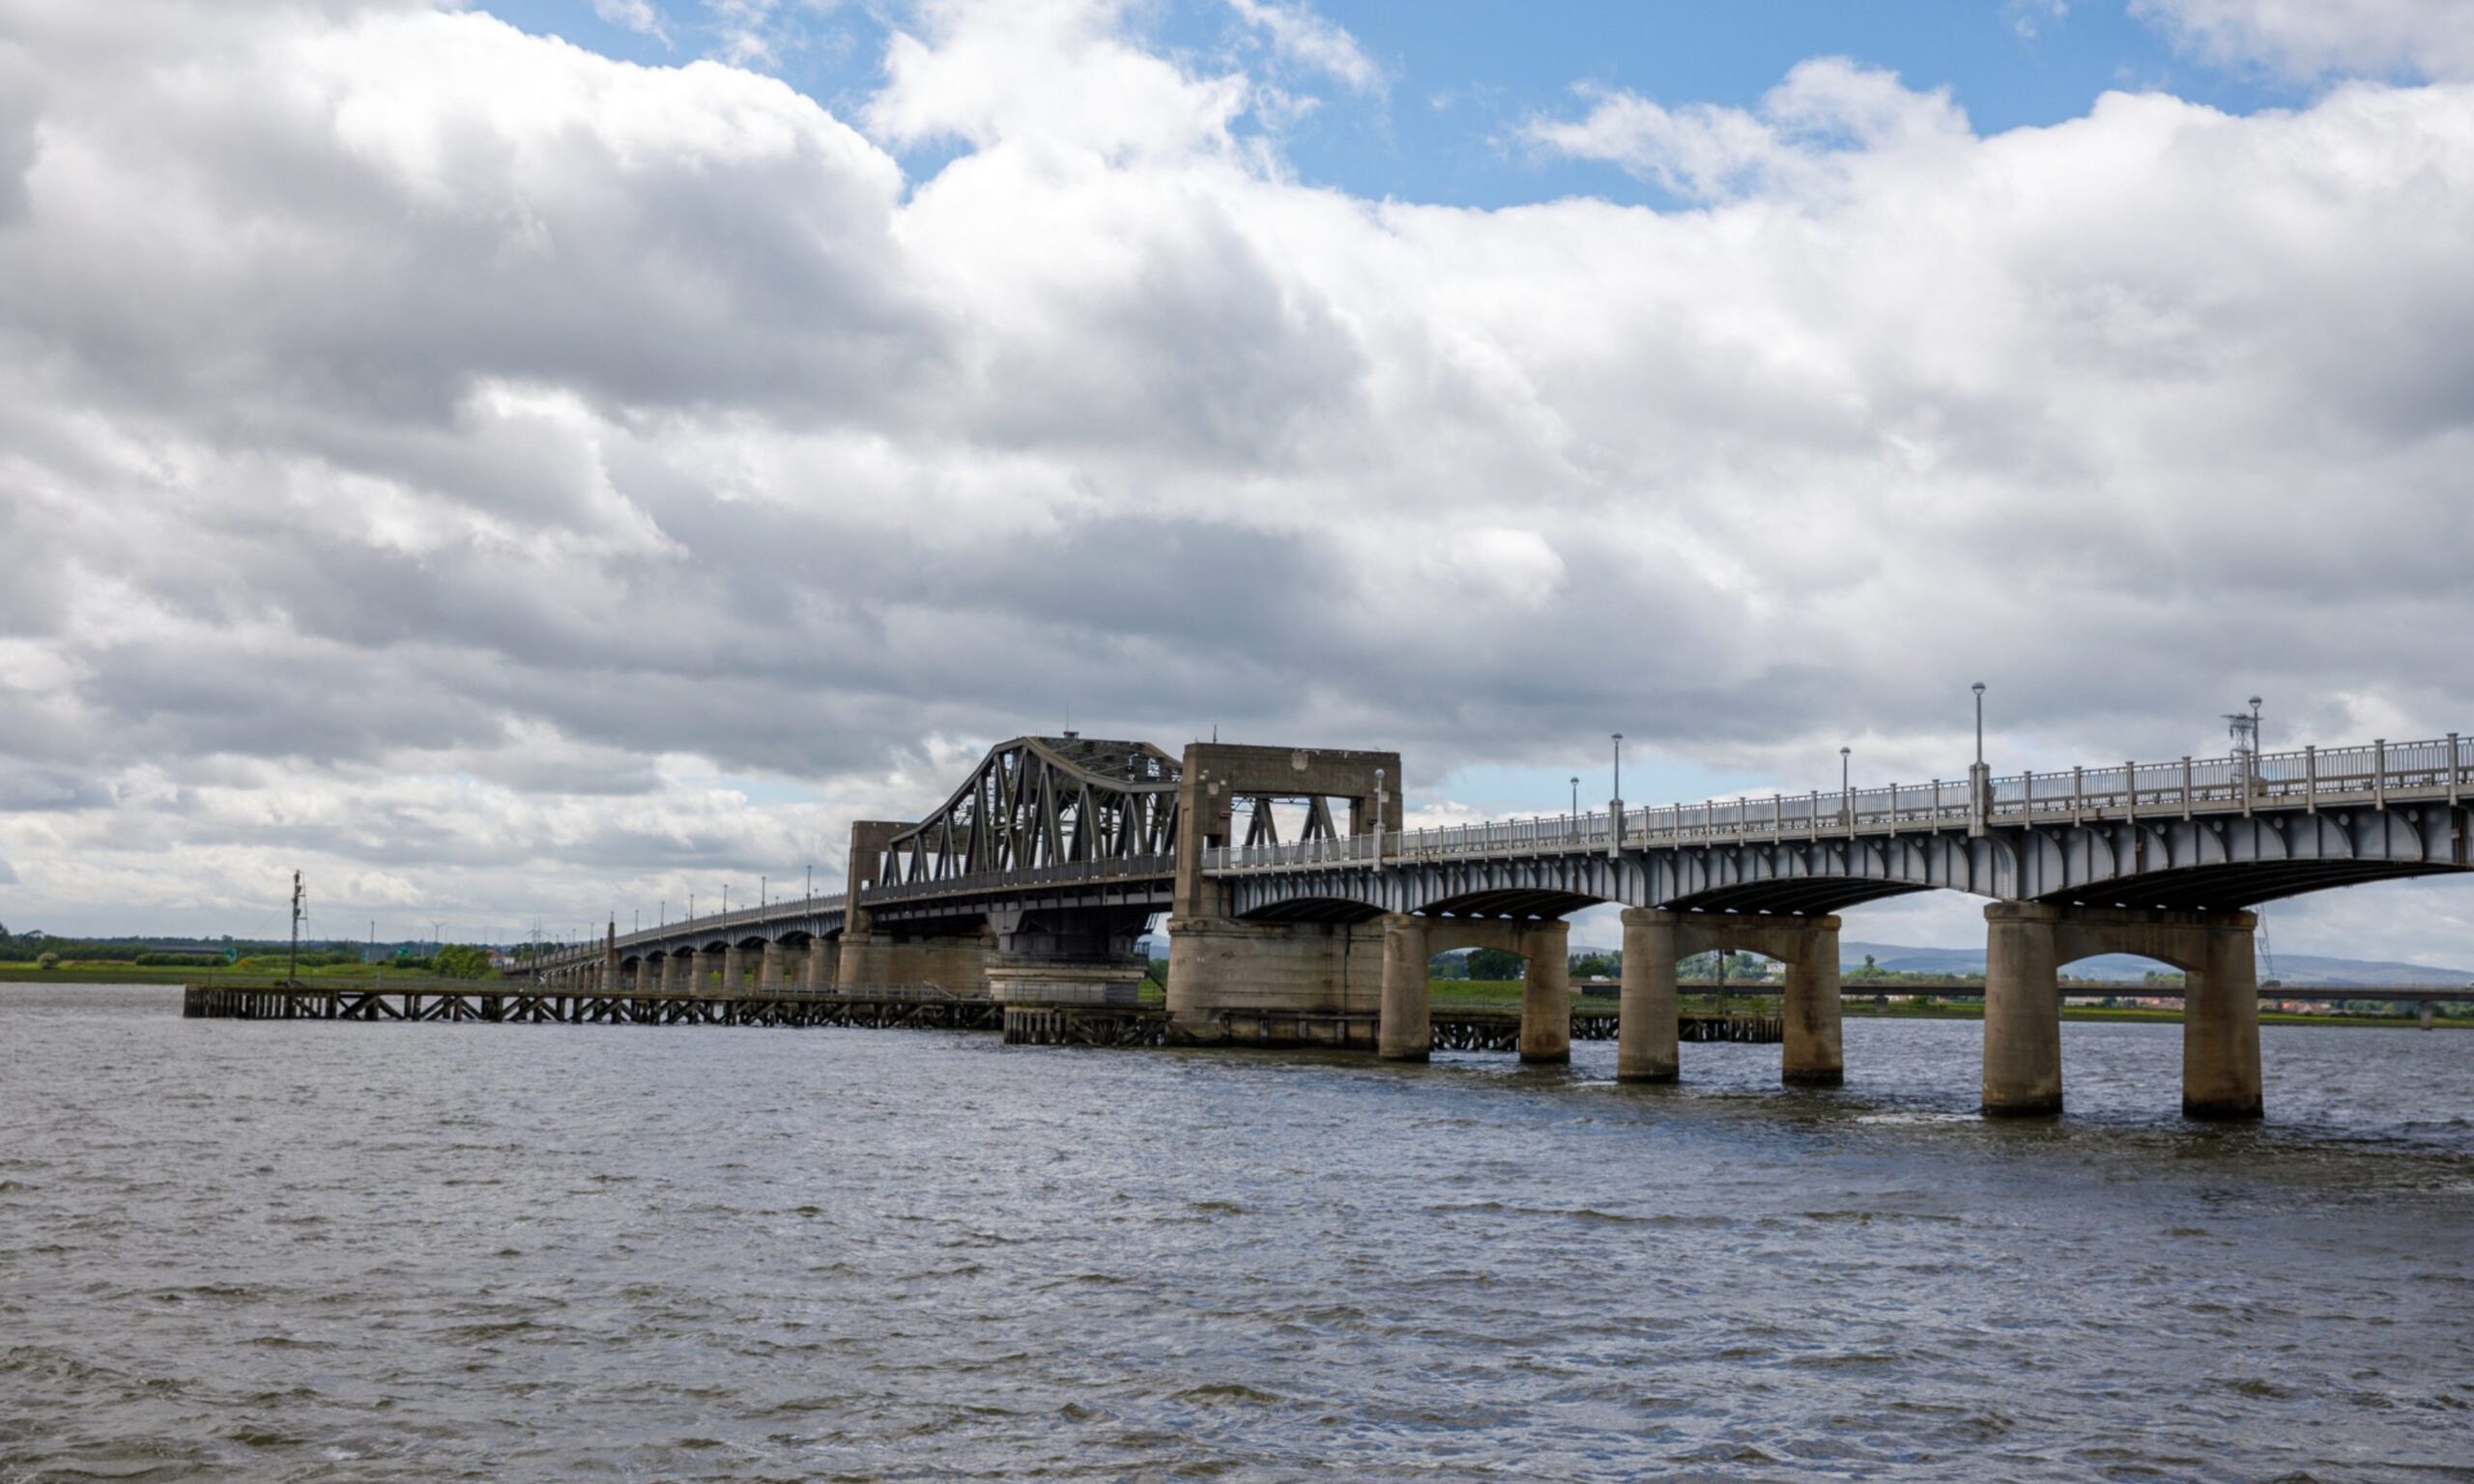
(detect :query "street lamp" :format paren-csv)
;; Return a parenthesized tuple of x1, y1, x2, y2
(2250, 696, 2263, 754)
(1612, 733, 1624, 800)
(1972, 682, 1986, 765)
(1840, 745, 1852, 821)
(1569, 775, 1579, 818)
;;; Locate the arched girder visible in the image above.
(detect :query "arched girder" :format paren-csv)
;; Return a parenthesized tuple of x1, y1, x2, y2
(1233, 895, 1387, 926)
(1416, 888, 1602, 920)
(1667, 879, 1931, 916)
(2035, 859, 2466, 913)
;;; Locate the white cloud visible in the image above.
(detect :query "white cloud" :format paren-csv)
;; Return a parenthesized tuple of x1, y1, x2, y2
(1228, 0, 1381, 96)
(2135, 0, 2474, 81)
(0, 0, 2471, 960)
(1520, 58, 1971, 201)
(590, 0, 666, 40)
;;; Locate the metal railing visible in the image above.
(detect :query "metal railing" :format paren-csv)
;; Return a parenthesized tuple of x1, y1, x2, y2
(532, 892, 848, 968)
(531, 852, 1176, 969)
(1206, 731, 2472, 872)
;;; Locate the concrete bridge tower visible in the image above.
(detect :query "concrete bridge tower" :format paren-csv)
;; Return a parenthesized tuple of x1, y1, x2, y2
(1165, 742, 1400, 1045)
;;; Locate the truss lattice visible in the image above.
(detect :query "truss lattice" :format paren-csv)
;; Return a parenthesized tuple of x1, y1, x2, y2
(879, 736, 1181, 886)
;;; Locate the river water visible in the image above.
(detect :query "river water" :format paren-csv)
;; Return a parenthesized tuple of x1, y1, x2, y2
(1, 985, 2469, 1482)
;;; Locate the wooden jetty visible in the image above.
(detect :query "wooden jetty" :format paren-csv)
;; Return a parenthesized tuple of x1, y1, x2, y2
(183, 982, 1001, 1032)
(186, 982, 1780, 1052)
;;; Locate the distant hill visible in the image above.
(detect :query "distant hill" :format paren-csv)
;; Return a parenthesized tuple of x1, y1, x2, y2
(1841, 940, 2474, 986)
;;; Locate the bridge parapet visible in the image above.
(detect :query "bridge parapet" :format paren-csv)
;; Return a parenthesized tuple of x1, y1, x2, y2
(1208, 733, 2470, 873)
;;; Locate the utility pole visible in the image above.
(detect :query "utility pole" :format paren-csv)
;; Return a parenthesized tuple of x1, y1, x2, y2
(288, 870, 304, 986)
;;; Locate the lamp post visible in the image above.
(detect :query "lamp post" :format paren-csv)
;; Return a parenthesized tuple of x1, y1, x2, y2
(1968, 682, 1990, 836)
(1569, 775, 1579, 821)
(1612, 733, 1624, 800)
(2250, 695, 2263, 754)
(1840, 745, 1852, 822)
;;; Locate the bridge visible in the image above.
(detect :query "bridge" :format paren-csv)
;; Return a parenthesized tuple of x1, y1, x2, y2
(528, 729, 2474, 1120)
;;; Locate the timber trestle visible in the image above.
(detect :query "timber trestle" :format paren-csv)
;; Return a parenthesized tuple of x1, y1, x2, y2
(184, 984, 1001, 1031)
(184, 983, 1776, 1054)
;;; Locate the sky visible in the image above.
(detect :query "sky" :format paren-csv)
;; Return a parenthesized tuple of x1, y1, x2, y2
(1, 0, 2471, 961)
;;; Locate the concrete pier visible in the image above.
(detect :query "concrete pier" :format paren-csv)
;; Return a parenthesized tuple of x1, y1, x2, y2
(1781, 941, 1844, 1087)
(2183, 917, 2262, 1120)
(1377, 914, 1430, 1061)
(759, 941, 784, 994)
(1983, 905, 2064, 1115)
(1617, 908, 1681, 1083)
(1164, 916, 1383, 1045)
(1517, 920, 1572, 1064)
(1610, 909, 1839, 1087)
(1982, 902, 2261, 1119)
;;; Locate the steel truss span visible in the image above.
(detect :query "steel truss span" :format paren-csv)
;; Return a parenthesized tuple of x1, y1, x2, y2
(880, 735, 1179, 888)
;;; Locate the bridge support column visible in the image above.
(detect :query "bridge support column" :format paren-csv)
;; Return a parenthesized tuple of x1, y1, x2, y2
(1165, 916, 1385, 1047)
(1518, 920, 1571, 1064)
(803, 940, 834, 993)
(1983, 903, 2064, 1116)
(759, 940, 785, 994)
(1781, 918, 1844, 1087)
(662, 955, 683, 995)
(1377, 914, 1429, 1062)
(721, 945, 744, 997)
(2184, 918, 2262, 1121)
(1617, 908, 1679, 1083)
(1983, 902, 2261, 1119)
(836, 933, 886, 993)
(687, 948, 713, 998)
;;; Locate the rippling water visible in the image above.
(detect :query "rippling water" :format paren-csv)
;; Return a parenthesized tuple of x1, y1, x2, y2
(3, 985, 2470, 1482)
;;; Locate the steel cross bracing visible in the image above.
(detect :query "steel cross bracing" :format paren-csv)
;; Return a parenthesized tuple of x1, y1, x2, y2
(879, 735, 1180, 888)
(1206, 731, 2474, 921)
(530, 736, 1185, 971)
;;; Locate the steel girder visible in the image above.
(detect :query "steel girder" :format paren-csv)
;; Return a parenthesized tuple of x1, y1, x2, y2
(878, 735, 1180, 888)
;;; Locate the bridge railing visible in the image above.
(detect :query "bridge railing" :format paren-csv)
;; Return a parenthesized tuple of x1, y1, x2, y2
(530, 892, 849, 968)
(1207, 730, 2472, 871)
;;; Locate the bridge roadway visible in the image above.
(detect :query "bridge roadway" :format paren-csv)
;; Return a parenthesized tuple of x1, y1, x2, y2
(524, 729, 2474, 1121)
